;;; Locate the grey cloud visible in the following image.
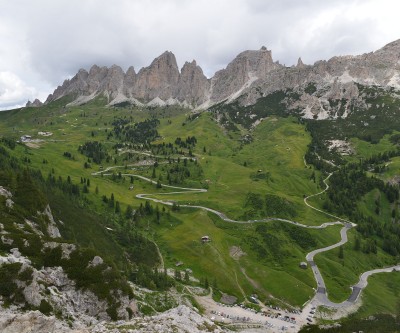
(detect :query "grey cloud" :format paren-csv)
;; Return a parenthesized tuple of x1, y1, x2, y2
(0, 0, 399, 109)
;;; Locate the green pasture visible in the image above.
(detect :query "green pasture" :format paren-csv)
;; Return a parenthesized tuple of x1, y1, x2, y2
(0, 101, 399, 315)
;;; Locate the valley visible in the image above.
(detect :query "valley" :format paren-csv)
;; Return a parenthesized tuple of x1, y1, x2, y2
(1, 86, 400, 332)
(1, 40, 400, 332)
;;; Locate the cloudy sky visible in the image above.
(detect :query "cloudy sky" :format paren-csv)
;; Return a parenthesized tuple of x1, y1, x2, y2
(1, 0, 399, 110)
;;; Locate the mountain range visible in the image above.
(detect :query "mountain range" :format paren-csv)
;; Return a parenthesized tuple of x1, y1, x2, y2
(35, 40, 400, 118)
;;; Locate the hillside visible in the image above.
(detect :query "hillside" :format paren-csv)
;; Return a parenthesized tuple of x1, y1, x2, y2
(1, 40, 400, 333)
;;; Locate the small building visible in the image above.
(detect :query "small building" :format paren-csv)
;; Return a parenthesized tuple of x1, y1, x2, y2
(299, 262, 308, 269)
(21, 135, 32, 142)
(175, 261, 183, 267)
(201, 235, 211, 243)
(38, 131, 53, 136)
(129, 185, 134, 190)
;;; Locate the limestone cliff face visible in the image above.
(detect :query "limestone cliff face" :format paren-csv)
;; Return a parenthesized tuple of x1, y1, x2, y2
(122, 66, 137, 97)
(210, 47, 282, 103)
(133, 51, 180, 101)
(44, 39, 400, 113)
(98, 65, 125, 101)
(177, 60, 210, 106)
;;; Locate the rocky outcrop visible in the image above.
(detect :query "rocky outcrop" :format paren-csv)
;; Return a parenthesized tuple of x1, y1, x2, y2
(25, 99, 43, 107)
(117, 305, 227, 333)
(42, 205, 62, 238)
(0, 305, 227, 333)
(122, 66, 137, 97)
(44, 39, 400, 114)
(0, 310, 72, 333)
(177, 60, 210, 106)
(133, 51, 180, 101)
(0, 249, 133, 327)
(209, 46, 282, 104)
(99, 65, 125, 101)
(0, 185, 136, 330)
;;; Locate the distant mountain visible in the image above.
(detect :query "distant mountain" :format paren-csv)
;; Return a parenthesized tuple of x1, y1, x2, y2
(25, 98, 43, 107)
(44, 39, 400, 117)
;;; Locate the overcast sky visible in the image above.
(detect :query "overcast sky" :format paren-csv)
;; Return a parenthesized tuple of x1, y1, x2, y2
(1, 0, 400, 110)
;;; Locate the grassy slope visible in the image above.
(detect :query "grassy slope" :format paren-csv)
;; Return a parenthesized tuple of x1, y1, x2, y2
(357, 272, 400, 317)
(1, 102, 399, 313)
(315, 228, 396, 303)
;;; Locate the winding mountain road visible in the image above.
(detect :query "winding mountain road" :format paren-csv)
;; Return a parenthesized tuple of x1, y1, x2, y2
(93, 165, 399, 309)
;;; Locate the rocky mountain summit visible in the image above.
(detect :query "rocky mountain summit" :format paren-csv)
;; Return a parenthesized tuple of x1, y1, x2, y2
(46, 51, 210, 108)
(43, 39, 400, 117)
(25, 99, 43, 107)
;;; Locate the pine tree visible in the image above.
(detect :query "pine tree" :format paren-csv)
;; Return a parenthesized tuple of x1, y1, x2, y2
(354, 236, 361, 251)
(125, 205, 133, 219)
(338, 245, 344, 259)
(109, 193, 115, 208)
(115, 201, 121, 214)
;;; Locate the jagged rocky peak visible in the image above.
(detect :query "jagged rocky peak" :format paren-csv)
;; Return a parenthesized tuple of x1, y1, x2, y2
(45, 68, 90, 103)
(210, 46, 281, 103)
(226, 46, 279, 77)
(100, 65, 125, 100)
(297, 57, 305, 68)
(44, 39, 400, 110)
(178, 60, 210, 106)
(26, 99, 43, 107)
(85, 64, 109, 94)
(122, 66, 137, 97)
(124, 66, 136, 85)
(134, 51, 181, 100)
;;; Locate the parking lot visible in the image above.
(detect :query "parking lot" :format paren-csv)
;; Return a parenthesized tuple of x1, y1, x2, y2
(196, 295, 312, 332)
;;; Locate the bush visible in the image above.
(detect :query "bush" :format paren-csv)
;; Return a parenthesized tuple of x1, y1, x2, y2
(39, 299, 53, 315)
(0, 263, 22, 298)
(106, 303, 119, 321)
(18, 266, 34, 283)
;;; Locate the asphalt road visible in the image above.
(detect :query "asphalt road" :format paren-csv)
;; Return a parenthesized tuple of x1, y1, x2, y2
(93, 165, 400, 310)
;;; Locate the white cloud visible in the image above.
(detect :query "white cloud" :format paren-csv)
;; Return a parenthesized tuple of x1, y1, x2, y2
(0, 72, 36, 110)
(0, 0, 400, 109)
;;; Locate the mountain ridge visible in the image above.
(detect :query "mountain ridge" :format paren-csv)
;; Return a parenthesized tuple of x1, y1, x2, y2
(41, 39, 400, 116)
